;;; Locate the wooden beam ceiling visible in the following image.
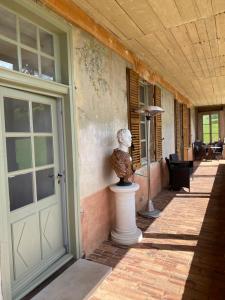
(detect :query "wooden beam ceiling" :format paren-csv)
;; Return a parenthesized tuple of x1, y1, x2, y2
(39, 0, 192, 106)
(69, 0, 225, 106)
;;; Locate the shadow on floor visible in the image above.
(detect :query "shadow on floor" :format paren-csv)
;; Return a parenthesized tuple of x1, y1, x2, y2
(182, 163, 225, 300)
(87, 188, 178, 268)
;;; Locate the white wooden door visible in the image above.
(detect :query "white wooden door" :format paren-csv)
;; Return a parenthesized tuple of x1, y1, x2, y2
(0, 87, 66, 297)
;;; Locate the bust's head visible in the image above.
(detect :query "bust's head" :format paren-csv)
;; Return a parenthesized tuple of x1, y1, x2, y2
(117, 129, 132, 149)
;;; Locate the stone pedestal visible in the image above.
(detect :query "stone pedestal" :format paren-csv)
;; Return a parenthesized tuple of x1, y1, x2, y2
(110, 183, 142, 245)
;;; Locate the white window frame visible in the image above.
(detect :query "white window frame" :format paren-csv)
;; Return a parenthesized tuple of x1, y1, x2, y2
(0, 3, 60, 82)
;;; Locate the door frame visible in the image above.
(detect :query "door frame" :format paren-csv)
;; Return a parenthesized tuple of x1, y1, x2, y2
(0, 1, 82, 299)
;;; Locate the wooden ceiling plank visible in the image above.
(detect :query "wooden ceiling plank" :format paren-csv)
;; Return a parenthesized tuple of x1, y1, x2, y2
(84, 0, 144, 39)
(116, 0, 164, 34)
(215, 12, 225, 39)
(174, 0, 198, 23)
(194, 0, 213, 18)
(212, 0, 225, 14)
(72, 0, 128, 40)
(147, 0, 182, 28)
(185, 22, 200, 44)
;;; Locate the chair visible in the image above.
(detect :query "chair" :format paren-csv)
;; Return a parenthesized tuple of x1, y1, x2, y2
(169, 153, 193, 176)
(193, 141, 206, 160)
(166, 154, 192, 191)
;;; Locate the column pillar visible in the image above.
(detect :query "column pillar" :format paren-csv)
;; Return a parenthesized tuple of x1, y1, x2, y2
(110, 183, 142, 245)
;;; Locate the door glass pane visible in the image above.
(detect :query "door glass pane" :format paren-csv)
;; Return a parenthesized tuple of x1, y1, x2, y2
(203, 115, 209, 125)
(4, 98, 30, 132)
(0, 7, 16, 40)
(211, 113, 218, 123)
(36, 168, 55, 200)
(21, 49, 38, 76)
(6, 137, 32, 172)
(41, 56, 55, 81)
(34, 137, 53, 166)
(20, 18, 37, 49)
(203, 134, 210, 144)
(139, 85, 145, 104)
(212, 133, 219, 143)
(9, 173, 33, 211)
(0, 39, 18, 71)
(32, 103, 52, 133)
(40, 30, 54, 56)
(211, 123, 219, 133)
(203, 124, 210, 134)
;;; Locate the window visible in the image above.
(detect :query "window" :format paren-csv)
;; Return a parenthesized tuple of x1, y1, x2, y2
(139, 82, 155, 163)
(0, 5, 58, 81)
(202, 112, 219, 144)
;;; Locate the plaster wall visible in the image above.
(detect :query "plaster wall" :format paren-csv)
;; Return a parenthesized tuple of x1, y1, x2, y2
(191, 107, 196, 143)
(73, 28, 129, 199)
(161, 88, 175, 158)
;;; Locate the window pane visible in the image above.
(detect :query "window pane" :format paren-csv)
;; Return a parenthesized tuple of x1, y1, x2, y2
(203, 115, 209, 125)
(9, 173, 33, 211)
(0, 7, 16, 40)
(141, 141, 146, 159)
(41, 56, 55, 81)
(36, 168, 55, 200)
(0, 39, 18, 71)
(33, 103, 52, 133)
(211, 113, 218, 123)
(6, 137, 32, 172)
(21, 49, 38, 76)
(141, 123, 146, 140)
(212, 133, 219, 143)
(211, 123, 219, 133)
(34, 137, 53, 166)
(203, 134, 210, 144)
(139, 85, 145, 104)
(20, 18, 37, 49)
(40, 30, 54, 56)
(4, 98, 30, 132)
(203, 124, 210, 134)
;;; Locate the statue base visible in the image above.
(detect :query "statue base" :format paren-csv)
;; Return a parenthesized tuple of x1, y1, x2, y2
(116, 178, 132, 186)
(110, 183, 142, 245)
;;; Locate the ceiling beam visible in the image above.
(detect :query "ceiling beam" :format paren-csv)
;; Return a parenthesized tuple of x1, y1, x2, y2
(40, 0, 191, 106)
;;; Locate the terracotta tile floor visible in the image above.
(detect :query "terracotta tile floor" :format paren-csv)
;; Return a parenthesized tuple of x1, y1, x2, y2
(87, 161, 225, 300)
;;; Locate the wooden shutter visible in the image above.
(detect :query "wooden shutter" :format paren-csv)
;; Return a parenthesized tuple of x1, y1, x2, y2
(175, 99, 182, 159)
(154, 86, 162, 161)
(127, 68, 141, 169)
(183, 104, 189, 160)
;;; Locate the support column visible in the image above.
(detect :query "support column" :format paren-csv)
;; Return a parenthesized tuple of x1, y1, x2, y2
(110, 183, 142, 245)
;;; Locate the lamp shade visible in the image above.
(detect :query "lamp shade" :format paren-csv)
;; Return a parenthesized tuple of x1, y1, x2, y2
(136, 105, 164, 117)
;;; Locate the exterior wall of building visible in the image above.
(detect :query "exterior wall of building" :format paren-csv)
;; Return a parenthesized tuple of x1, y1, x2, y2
(73, 28, 129, 254)
(72, 28, 172, 254)
(191, 107, 196, 143)
(161, 88, 175, 158)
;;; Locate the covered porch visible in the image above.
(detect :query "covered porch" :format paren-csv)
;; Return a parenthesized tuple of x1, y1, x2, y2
(88, 160, 225, 299)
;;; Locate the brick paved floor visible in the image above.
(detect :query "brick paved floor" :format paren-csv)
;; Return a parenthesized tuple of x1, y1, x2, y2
(87, 161, 225, 300)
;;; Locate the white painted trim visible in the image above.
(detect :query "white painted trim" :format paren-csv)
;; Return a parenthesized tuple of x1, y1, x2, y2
(0, 68, 68, 97)
(66, 28, 82, 259)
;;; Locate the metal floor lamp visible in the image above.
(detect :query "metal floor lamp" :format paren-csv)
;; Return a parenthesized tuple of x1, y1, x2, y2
(136, 105, 164, 218)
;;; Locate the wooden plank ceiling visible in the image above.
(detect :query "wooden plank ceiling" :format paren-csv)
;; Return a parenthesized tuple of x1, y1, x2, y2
(72, 0, 225, 106)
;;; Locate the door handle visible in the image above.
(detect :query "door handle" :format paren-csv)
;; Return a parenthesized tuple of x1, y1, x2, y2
(57, 173, 63, 183)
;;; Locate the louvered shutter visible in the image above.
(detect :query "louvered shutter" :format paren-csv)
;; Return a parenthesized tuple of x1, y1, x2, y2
(175, 100, 182, 159)
(154, 86, 162, 161)
(183, 104, 189, 160)
(127, 68, 141, 169)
